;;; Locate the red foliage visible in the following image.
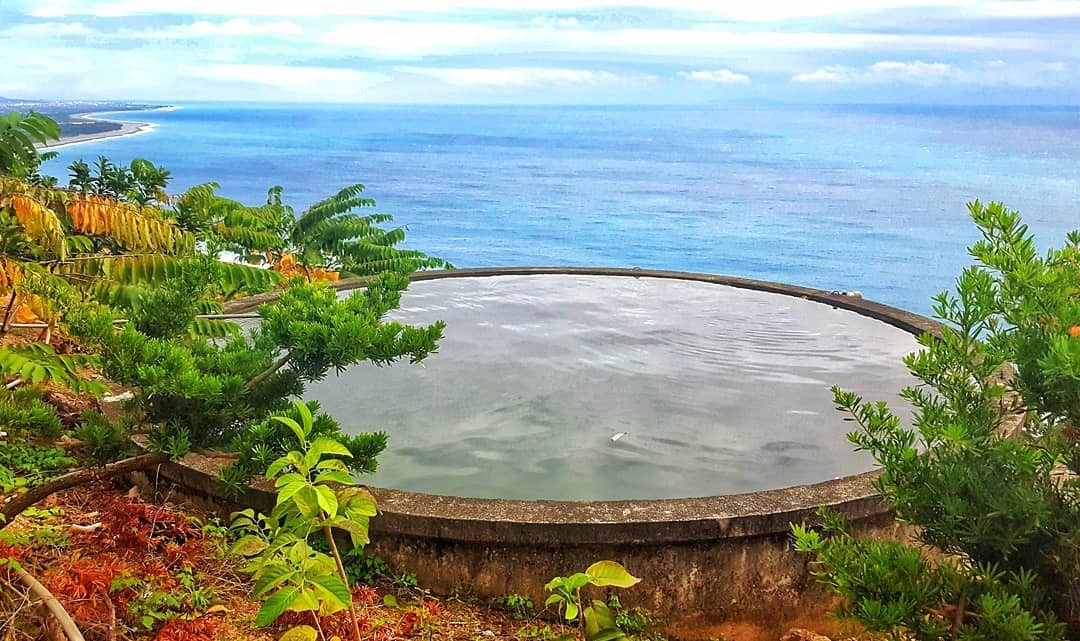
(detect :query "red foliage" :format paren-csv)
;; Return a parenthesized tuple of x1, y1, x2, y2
(78, 495, 203, 558)
(37, 494, 210, 638)
(0, 541, 29, 565)
(422, 598, 442, 617)
(43, 554, 137, 627)
(277, 608, 372, 640)
(153, 617, 219, 641)
(396, 610, 419, 637)
(353, 585, 380, 605)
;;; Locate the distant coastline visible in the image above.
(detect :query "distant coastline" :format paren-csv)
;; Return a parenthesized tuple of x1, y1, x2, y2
(37, 106, 178, 150)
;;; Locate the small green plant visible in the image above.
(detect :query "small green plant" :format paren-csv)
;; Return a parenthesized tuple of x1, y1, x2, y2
(230, 399, 379, 641)
(109, 569, 214, 631)
(545, 561, 641, 641)
(0, 437, 75, 488)
(394, 571, 419, 592)
(497, 593, 536, 619)
(606, 595, 659, 639)
(341, 546, 390, 586)
(517, 623, 559, 640)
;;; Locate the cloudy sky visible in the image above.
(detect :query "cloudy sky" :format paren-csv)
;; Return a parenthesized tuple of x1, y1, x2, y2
(1, 0, 1078, 103)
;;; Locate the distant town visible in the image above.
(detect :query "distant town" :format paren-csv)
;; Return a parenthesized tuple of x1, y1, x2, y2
(0, 97, 163, 138)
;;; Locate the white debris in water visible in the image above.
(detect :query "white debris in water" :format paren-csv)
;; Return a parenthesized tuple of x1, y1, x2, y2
(610, 432, 628, 442)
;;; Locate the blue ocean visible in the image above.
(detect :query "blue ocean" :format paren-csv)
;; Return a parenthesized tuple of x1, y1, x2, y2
(43, 103, 1079, 315)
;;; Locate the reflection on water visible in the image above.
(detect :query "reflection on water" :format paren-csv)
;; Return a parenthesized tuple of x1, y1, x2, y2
(306, 275, 919, 500)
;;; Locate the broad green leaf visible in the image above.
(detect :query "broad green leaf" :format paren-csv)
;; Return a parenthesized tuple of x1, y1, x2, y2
(266, 455, 292, 479)
(309, 574, 352, 608)
(292, 487, 321, 518)
(314, 470, 354, 486)
(294, 400, 314, 436)
(253, 564, 294, 598)
(564, 601, 579, 621)
(255, 586, 299, 626)
(306, 435, 352, 461)
(383, 594, 399, 608)
(275, 472, 306, 488)
(328, 517, 369, 541)
(272, 416, 306, 446)
(278, 625, 318, 641)
(287, 588, 321, 613)
(585, 561, 640, 588)
(588, 628, 627, 641)
(315, 485, 339, 517)
(316, 458, 350, 473)
(229, 535, 268, 557)
(584, 601, 616, 638)
(545, 594, 563, 607)
(277, 480, 308, 506)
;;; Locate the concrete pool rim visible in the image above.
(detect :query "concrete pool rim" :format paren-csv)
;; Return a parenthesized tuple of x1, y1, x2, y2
(211, 266, 942, 544)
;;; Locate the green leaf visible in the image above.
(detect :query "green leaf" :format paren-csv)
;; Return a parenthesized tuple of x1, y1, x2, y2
(309, 574, 352, 608)
(274, 472, 306, 488)
(564, 601, 579, 621)
(272, 416, 306, 446)
(383, 594, 399, 608)
(315, 484, 339, 517)
(292, 486, 320, 517)
(294, 400, 314, 436)
(588, 628, 627, 641)
(315, 458, 350, 473)
(585, 561, 640, 588)
(229, 535, 268, 557)
(584, 601, 618, 638)
(253, 564, 294, 598)
(266, 455, 292, 479)
(255, 586, 299, 626)
(314, 470, 354, 486)
(277, 480, 308, 506)
(545, 594, 563, 607)
(327, 517, 369, 546)
(308, 436, 353, 460)
(287, 588, 321, 613)
(278, 625, 318, 641)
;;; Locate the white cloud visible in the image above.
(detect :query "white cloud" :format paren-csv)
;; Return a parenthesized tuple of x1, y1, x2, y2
(2, 21, 95, 37)
(394, 66, 624, 87)
(27, 0, 1080, 21)
(187, 63, 390, 98)
(318, 21, 1043, 58)
(792, 65, 854, 83)
(530, 16, 580, 28)
(793, 61, 959, 84)
(138, 18, 303, 39)
(677, 69, 751, 84)
(792, 59, 1068, 86)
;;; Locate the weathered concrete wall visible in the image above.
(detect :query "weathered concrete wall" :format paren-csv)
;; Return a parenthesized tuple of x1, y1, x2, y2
(196, 268, 943, 638)
(139, 447, 906, 639)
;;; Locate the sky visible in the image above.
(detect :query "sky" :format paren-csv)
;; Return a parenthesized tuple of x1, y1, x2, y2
(1, 0, 1079, 104)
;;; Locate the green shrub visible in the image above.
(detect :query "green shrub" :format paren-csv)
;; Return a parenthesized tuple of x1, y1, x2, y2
(793, 201, 1080, 640)
(0, 389, 64, 440)
(73, 410, 134, 464)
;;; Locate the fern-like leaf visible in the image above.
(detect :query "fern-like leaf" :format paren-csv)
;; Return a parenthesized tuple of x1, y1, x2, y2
(0, 344, 107, 396)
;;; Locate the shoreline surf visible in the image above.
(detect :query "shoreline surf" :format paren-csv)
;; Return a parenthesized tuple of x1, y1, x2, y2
(36, 106, 178, 150)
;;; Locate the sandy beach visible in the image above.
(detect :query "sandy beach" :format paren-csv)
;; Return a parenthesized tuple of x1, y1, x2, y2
(36, 107, 175, 150)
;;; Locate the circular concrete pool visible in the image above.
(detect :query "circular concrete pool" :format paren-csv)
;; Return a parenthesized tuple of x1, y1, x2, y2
(303, 269, 920, 501)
